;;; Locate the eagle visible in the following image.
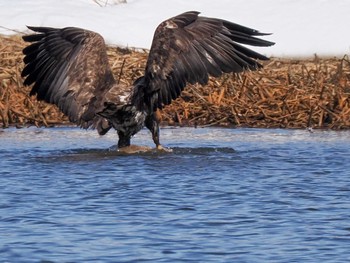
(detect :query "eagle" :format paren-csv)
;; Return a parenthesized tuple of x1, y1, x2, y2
(21, 11, 274, 151)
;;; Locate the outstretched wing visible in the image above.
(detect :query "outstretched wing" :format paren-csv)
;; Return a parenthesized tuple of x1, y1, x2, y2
(21, 26, 116, 128)
(141, 11, 275, 110)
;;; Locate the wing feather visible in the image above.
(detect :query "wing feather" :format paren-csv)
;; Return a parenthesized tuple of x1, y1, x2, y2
(139, 11, 274, 110)
(22, 26, 116, 127)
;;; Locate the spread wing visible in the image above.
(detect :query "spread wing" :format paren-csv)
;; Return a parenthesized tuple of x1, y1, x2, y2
(21, 26, 116, 128)
(141, 11, 275, 110)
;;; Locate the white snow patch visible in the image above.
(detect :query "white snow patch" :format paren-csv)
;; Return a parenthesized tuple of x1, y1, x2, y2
(0, 0, 349, 57)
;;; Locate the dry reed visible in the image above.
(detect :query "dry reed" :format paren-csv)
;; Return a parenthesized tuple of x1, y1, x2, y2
(1, 34, 349, 129)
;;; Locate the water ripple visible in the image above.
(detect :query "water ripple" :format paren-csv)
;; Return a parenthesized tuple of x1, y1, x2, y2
(1, 127, 350, 262)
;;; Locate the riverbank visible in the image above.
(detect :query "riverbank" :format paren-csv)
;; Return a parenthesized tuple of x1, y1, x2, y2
(1, 35, 349, 129)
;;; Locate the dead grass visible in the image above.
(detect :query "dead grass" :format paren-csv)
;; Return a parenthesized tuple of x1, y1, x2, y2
(1, 34, 349, 129)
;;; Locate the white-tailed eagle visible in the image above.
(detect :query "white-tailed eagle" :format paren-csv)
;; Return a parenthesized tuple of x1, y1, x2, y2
(22, 11, 274, 150)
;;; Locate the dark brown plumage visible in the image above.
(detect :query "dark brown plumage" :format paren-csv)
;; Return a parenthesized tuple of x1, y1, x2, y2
(21, 11, 274, 149)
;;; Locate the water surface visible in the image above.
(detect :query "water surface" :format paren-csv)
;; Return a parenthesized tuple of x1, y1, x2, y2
(1, 127, 350, 262)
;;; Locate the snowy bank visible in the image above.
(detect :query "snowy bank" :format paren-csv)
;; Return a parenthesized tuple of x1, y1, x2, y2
(0, 0, 349, 57)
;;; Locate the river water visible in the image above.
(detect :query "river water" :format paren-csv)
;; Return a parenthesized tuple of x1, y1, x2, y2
(1, 127, 350, 262)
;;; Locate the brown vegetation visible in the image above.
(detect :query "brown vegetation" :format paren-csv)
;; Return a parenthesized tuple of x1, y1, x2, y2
(1, 34, 349, 129)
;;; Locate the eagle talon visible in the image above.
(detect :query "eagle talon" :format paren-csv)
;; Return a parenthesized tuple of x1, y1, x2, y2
(156, 145, 173, 153)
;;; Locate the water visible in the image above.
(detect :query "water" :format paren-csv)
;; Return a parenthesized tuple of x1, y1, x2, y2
(1, 127, 350, 263)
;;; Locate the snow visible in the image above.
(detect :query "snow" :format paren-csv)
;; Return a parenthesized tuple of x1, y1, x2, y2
(0, 0, 349, 57)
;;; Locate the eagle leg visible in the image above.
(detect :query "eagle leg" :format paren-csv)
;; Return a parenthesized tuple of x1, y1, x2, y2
(117, 131, 131, 148)
(145, 113, 161, 148)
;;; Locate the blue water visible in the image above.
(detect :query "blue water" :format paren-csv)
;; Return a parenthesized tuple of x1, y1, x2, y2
(1, 127, 350, 262)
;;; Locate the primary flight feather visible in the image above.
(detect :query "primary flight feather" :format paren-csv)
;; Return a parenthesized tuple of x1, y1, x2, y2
(22, 11, 274, 149)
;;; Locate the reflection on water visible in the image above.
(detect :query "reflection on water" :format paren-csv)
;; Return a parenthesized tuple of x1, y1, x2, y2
(1, 127, 350, 262)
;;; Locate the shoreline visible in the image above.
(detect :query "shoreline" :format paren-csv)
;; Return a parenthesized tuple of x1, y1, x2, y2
(1, 35, 349, 130)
